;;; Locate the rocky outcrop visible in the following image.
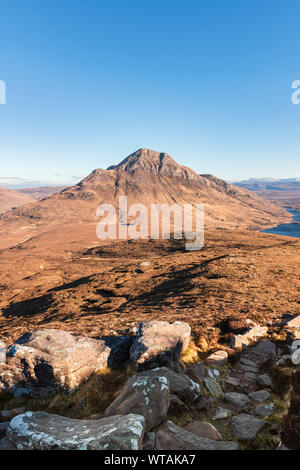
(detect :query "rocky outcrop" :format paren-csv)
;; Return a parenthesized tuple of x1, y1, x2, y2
(105, 373, 170, 432)
(186, 421, 222, 440)
(231, 323, 268, 350)
(155, 421, 239, 450)
(6, 412, 145, 450)
(0, 329, 132, 397)
(205, 350, 228, 367)
(130, 321, 191, 370)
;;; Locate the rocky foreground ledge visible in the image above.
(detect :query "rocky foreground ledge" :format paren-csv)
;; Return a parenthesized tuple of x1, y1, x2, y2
(0, 317, 299, 450)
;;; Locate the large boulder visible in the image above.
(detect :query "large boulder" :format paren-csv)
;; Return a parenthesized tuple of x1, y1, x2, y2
(6, 412, 145, 450)
(1, 329, 133, 397)
(155, 421, 239, 450)
(130, 321, 191, 369)
(105, 373, 170, 432)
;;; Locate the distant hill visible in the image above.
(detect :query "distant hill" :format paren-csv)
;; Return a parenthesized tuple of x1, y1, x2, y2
(0, 187, 34, 214)
(17, 186, 67, 201)
(234, 178, 300, 210)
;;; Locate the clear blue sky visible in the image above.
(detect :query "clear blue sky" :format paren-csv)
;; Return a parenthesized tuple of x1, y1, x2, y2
(1, 0, 300, 187)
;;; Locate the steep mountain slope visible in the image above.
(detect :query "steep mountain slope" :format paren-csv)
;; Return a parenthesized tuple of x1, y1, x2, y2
(0, 149, 290, 248)
(0, 186, 34, 214)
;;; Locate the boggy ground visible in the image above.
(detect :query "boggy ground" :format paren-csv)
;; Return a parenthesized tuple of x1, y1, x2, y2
(0, 226, 299, 347)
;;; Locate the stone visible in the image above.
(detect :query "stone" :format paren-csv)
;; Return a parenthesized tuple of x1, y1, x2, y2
(224, 392, 250, 409)
(169, 394, 189, 414)
(205, 350, 228, 367)
(0, 421, 9, 438)
(0, 436, 16, 450)
(105, 373, 170, 432)
(6, 412, 145, 450)
(249, 390, 271, 403)
(257, 374, 273, 388)
(213, 407, 232, 420)
(204, 376, 223, 397)
(231, 414, 265, 440)
(154, 421, 239, 450)
(1, 407, 26, 421)
(195, 396, 215, 412)
(1, 329, 133, 396)
(231, 325, 268, 350)
(281, 315, 300, 329)
(134, 367, 202, 404)
(252, 403, 274, 418)
(224, 377, 240, 387)
(186, 421, 222, 441)
(143, 432, 155, 450)
(185, 362, 205, 384)
(130, 321, 191, 369)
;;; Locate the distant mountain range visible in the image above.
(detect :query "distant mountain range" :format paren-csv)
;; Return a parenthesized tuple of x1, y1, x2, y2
(0, 186, 66, 214)
(234, 178, 300, 210)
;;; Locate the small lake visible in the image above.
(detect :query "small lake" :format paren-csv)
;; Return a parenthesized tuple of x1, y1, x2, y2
(262, 209, 300, 238)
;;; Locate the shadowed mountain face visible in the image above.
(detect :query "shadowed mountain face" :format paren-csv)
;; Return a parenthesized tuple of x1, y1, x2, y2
(0, 187, 34, 214)
(0, 149, 290, 244)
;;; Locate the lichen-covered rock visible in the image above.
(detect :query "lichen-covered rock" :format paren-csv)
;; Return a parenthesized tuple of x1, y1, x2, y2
(252, 404, 274, 418)
(105, 373, 170, 432)
(6, 412, 145, 450)
(1, 329, 133, 396)
(136, 367, 202, 404)
(213, 407, 232, 420)
(130, 321, 191, 369)
(204, 368, 223, 397)
(155, 421, 239, 450)
(231, 414, 265, 440)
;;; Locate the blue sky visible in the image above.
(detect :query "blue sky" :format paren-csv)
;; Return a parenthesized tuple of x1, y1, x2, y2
(0, 0, 300, 187)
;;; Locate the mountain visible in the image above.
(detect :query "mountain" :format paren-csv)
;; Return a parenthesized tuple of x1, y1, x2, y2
(0, 149, 289, 246)
(0, 186, 34, 214)
(234, 178, 300, 210)
(17, 186, 67, 201)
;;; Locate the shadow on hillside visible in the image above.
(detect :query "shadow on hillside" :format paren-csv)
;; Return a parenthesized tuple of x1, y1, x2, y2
(2, 293, 55, 319)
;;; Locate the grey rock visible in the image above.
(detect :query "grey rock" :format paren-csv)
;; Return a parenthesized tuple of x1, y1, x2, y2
(213, 407, 232, 420)
(231, 414, 265, 440)
(1, 407, 26, 421)
(6, 412, 145, 450)
(195, 396, 215, 412)
(224, 377, 240, 387)
(105, 373, 170, 432)
(257, 374, 273, 388)
(204, 376, 223, 397)
(249, 390, 271, 403)
(155, 420, 239, 450)
(0, 421, 9, 438)
(143, 432, 155, 450)
(252, 403, 274, 418)
(130, 321, 191, 369)
(224, 392, 250, 408)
